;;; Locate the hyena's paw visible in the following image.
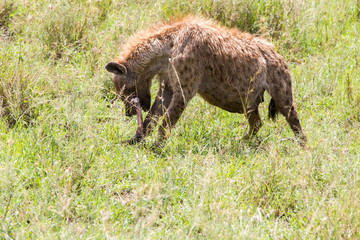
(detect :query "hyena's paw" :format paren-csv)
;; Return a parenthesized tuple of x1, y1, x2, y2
(122, 133, 144, 145)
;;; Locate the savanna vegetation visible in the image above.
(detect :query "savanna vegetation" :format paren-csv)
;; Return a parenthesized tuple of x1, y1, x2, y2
(1, 0, 359, 238)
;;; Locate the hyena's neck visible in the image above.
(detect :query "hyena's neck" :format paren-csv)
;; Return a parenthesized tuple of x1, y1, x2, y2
(125, 34, 172, 79)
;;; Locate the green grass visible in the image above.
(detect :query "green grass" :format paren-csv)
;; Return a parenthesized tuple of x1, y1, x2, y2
(1, 0, 360, 238)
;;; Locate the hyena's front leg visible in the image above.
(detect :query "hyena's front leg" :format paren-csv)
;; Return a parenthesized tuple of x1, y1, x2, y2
(156, 82, 199, 145)
(143, 84, 173, 136)
(156, 91, 187, 145)
(154, 57, 200, 147)
(126, 81, 173, 145)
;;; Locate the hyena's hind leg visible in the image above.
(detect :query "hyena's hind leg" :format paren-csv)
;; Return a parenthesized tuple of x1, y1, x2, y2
(268, 71, 307, 147)
(243, 91, 265, 140)
(278, 104, 306, 147)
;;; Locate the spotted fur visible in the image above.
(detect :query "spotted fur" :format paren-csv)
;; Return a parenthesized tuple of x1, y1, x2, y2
(106, 16, 306, 147)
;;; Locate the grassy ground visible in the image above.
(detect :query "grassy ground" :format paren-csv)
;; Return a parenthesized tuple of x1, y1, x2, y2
(1, 0, 359, 239)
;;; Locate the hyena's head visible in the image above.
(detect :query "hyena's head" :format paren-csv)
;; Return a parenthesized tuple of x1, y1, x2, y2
(105, 62, 151, 117)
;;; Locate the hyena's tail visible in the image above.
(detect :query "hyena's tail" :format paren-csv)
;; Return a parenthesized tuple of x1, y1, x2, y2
(268, 98, 278, 122)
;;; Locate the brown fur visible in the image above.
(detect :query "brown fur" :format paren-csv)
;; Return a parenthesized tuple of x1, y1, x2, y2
(106, 16, 307, 147)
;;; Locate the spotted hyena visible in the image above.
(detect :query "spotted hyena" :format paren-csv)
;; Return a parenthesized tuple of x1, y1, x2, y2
(106, 16, 307, 147)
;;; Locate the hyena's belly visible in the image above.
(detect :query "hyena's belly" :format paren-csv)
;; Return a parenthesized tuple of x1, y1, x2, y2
(197, 88, 247, 113)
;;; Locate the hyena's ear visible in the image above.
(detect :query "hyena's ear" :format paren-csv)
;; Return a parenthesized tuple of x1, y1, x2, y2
(105, 62, 127, 75)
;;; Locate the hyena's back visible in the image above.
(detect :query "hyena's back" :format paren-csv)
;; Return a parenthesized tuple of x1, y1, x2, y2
(168, 23, 277, 114)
